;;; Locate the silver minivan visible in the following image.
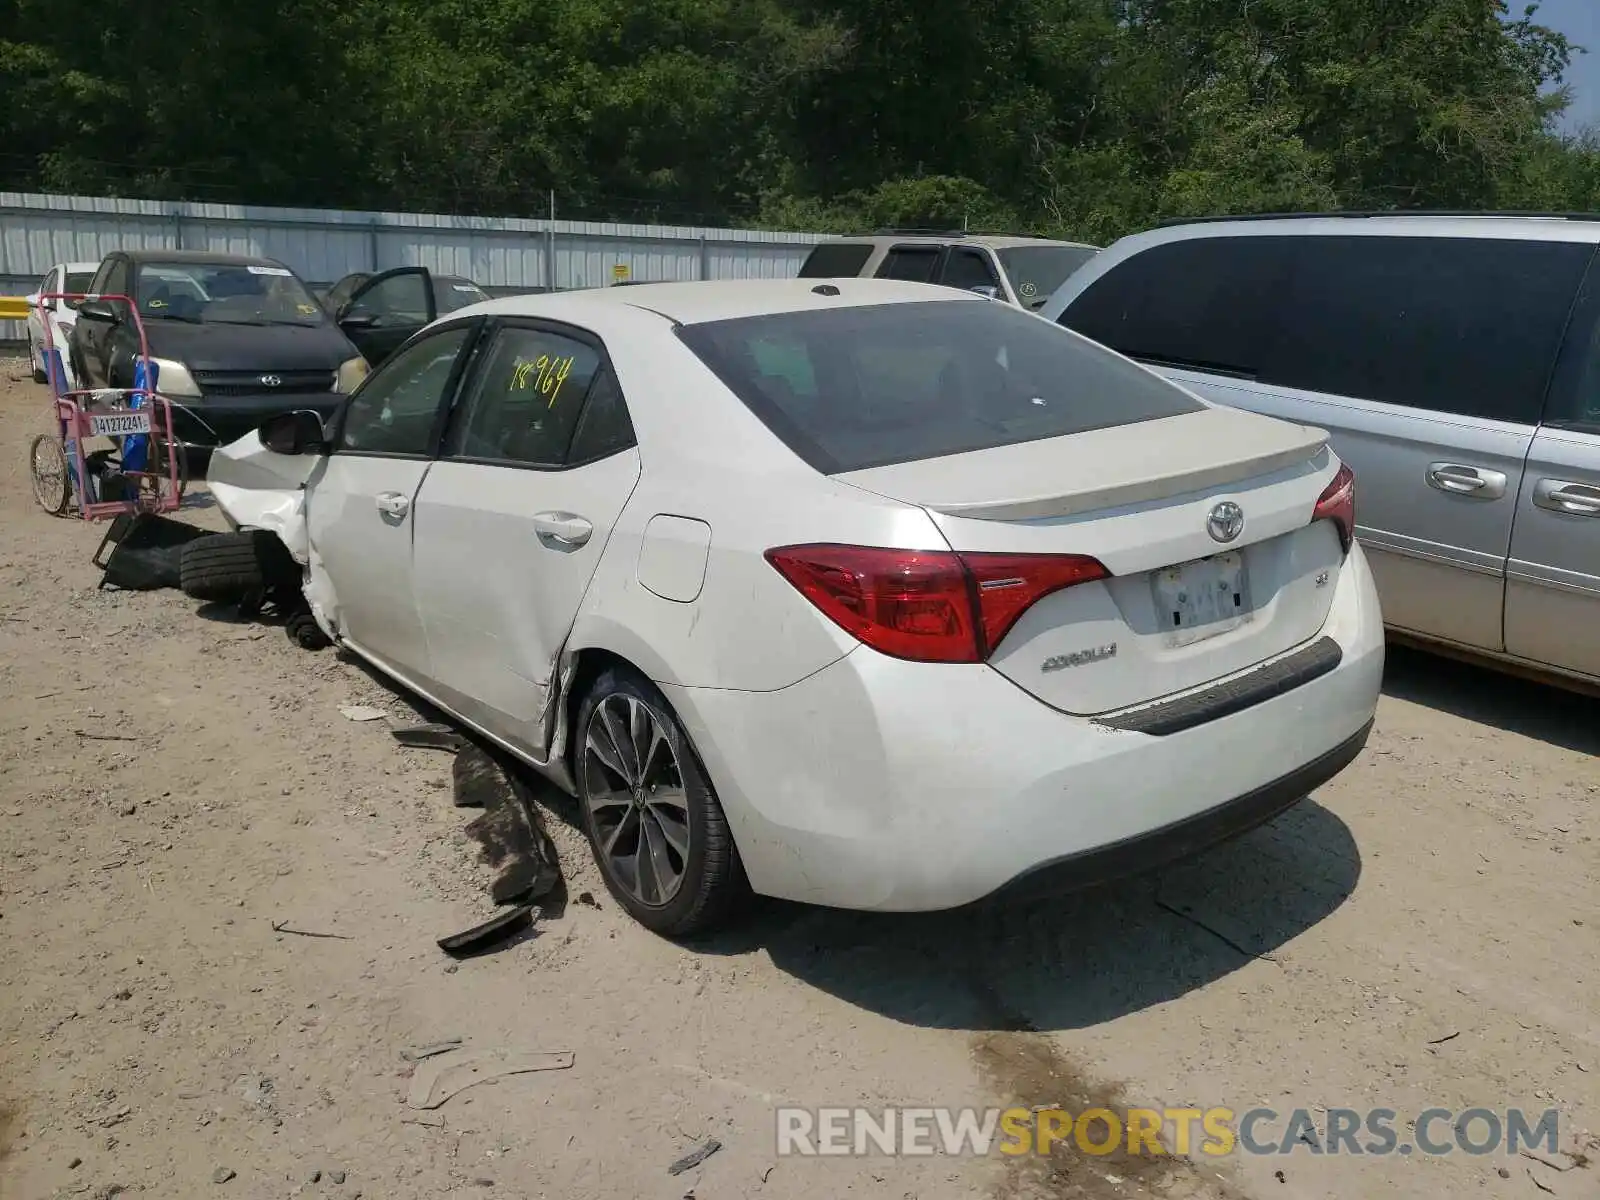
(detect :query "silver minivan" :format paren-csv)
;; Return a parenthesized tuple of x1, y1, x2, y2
(1040, 214, 1600, 691)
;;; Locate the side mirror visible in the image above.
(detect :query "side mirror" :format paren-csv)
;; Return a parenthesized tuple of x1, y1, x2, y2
(78, 299, 118, 322)
(24, 293, 42, 310)
(258, 409, 328, 456)
(968, 285, 1002, 301)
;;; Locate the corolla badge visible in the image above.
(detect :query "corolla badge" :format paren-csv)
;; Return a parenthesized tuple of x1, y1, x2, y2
(1206, 501, 1245, 544)
(260, 374, 283, 388)
(1041, 644, 1117, 673)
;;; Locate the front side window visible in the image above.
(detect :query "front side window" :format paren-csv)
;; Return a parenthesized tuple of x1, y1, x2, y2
(134, 261, 327, 327)
(338, 326, 473, 456)
(678, 298, 1203, 474)
(346, 272, 431, 328)
(939, 249, 1001, 293)
(446, 326, 601, 466)
(63, 270, 95, 308)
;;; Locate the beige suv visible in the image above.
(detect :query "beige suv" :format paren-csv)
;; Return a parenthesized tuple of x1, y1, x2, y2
(797, 230, 1098, 310)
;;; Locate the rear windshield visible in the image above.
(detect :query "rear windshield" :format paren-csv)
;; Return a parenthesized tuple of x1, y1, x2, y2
(434, 277, 491, 312)
(676, 300, 1203, 473)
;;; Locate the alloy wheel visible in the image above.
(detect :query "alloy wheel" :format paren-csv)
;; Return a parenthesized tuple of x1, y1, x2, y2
(581, 693, 691, 908)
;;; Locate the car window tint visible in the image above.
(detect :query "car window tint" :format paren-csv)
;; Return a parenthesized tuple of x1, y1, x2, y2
(940, 249, 1000, 292)
(104, 259, 130, 302)
(348, 272, 431, 327)
(677, 299, 1203, 474)
(1262, 236, 1591, 424)
(875, 247, 941, 283)
(1060, 237, 1289, 376)
(798, 243, 875, 278)
(434, 277, 490, 313)
(446, 326, 601, 466)
(566, 367, 637, 463)
(339, 326, 471, 456)
(63, 270, 95, 307)
(90, 260, 113, 294)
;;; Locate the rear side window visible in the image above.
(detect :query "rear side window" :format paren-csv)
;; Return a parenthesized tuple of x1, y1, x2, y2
(1061, 238, 1289, 376)
(939, 249, 1001, 292)
(676, 300, 1203, 474)
(875, 247, 942, 283)
(798, 243, 874, 278)
(1263, 236, 1591, 425)
(1064, 233, 1591, 424)
(447, 325, 601, 466)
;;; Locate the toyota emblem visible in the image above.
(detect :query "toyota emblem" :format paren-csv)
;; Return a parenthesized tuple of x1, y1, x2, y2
(1206, 501, 1245, 543)
(260, 374, 283, 388)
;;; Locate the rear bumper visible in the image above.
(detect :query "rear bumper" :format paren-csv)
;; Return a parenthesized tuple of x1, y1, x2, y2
(170, 393, 342, 450)
(664, 541, 1386, 912)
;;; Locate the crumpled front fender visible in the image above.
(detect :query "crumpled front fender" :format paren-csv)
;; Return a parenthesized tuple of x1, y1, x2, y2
(205, 431, 319, 564)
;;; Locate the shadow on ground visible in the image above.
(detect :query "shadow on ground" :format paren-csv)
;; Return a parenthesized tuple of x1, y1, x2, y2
(694, 797, 1360, 1034)
(308, 645, 1365, 1033)
(1381, 642, 1600, 756)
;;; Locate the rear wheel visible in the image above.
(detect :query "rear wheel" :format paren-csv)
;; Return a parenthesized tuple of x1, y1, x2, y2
(179, 530, 299, 602)
(28, 434, 71, 515)
(576, 667, 746, 937)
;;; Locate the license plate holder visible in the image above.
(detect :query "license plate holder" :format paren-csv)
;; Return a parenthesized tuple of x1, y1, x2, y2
(1153, 551, 1251, 647)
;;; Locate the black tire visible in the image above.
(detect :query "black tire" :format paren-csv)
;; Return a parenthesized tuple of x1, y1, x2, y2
(285, 609, 332, 650)
(31, 349, 47, 385)
(179, 530, 300, 602)
(575, 666, 747, 937)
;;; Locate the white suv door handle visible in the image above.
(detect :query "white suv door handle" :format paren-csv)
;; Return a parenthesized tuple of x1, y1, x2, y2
(531, 511, 593, 547)
(375, 491, 410, 517)
(1533, 478, 1600, 517)
(1426, 462, 1506, 499)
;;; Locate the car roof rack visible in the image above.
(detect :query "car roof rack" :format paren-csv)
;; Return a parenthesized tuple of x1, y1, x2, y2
(871, 226, 968, 237)
(1158, 210, 1600, 227)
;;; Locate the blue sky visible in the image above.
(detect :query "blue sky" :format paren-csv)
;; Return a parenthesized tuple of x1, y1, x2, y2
(1535, 0, 1600, 130)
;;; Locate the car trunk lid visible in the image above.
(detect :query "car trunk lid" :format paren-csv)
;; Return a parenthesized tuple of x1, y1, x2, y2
(836, 410, 1347, 715)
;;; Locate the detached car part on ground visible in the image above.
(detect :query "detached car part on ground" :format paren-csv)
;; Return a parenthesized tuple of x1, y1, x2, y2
(205, 278, 1384, 938)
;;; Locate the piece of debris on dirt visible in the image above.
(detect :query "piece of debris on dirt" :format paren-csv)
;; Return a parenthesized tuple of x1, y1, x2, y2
(457, 751, 562, 905)
(392, 722, 467, 752)
(327, 1168, 347, 1184)
(576, 891, 601, 909)
(405, 1050, 575, 1109)
(271, 920, 352, 940)
(401, 1113, 446, 1128)
(339, 705, 388, 722)
(1521, 1146, 1579, 1172)
(1528, 1165, 1557, 1193)
(667, 1138, 723, 1176)
(437, 906, 535, 957)
(400, 1039, 463, 1062)
(1425, 1031, 1461, 1046)
(211, 1166, 236, 1184)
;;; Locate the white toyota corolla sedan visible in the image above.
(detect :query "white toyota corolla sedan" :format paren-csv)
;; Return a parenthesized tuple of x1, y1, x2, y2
(206, 278, 1384, 936)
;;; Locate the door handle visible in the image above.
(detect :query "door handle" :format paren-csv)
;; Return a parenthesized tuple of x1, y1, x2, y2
(1533, 478, 1600, 517)
(375, 491, 410, 517)
(531, 511, 593, 547)
(1426, 462, 1507, 499)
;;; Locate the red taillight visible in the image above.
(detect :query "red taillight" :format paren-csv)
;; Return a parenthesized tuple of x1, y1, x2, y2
(764, 544, 1109, 663)
(1313, 463, 1356, 554)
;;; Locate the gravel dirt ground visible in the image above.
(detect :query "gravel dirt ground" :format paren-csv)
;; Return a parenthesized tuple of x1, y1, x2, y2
(0, 358, 1597, 1200)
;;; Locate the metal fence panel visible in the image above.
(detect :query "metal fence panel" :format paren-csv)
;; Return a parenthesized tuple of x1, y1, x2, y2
(1, 191, 819, 342)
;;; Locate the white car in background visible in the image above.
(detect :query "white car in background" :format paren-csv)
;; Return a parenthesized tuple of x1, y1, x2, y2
(205, 279, 1384, 936)
(25, 261, 99, 387)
